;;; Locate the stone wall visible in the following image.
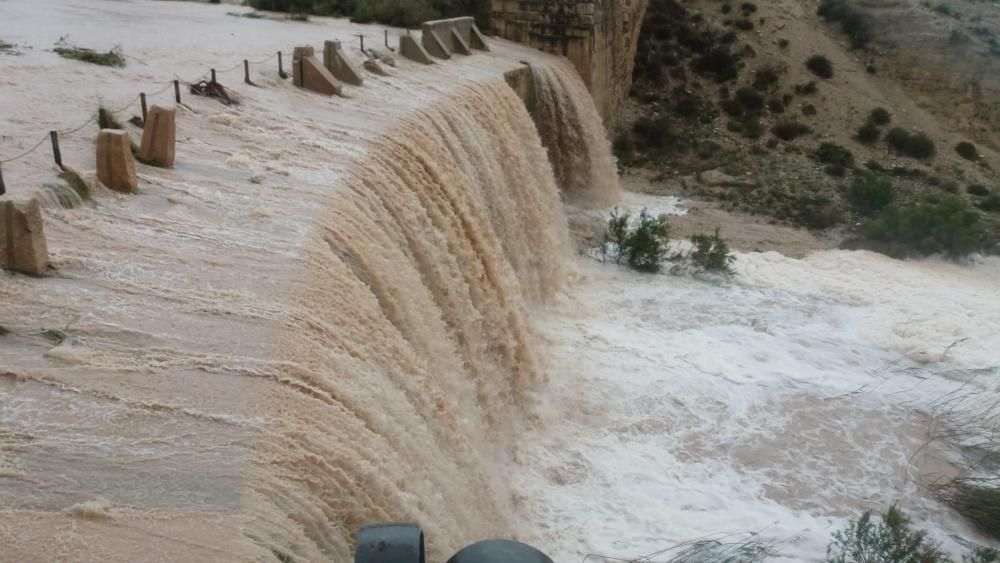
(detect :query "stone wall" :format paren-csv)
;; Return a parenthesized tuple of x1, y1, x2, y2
(490, 0, 648, 125)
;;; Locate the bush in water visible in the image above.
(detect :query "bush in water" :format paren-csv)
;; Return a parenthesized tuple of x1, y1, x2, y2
(825, 504, 998, 562)
(600, 208, 670, 273)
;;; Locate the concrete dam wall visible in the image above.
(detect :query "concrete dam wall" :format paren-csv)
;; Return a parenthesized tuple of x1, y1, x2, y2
(0, 2, 618, 561)
(491, 0, 650, 124)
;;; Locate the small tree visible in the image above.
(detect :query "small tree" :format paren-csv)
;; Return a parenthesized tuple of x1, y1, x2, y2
(600, 208, 670, 273)
(869, 107, 892, 125)
(847, 172, 894, 213)
(685, 229, 737, 276)
(807, 55, 834, 78)
(826, 505, 949, 563)
(955, 142, 980, 161)
(865, 196, 982, 257)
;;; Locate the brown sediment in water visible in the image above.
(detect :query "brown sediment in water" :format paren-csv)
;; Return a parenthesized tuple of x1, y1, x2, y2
(0, 57, 615, 561)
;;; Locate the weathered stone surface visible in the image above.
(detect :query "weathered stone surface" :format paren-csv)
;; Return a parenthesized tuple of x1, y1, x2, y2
(698, 169, 757, 188)
(1, 198, 48, 275)
(399, 35, 434, 65)
(323, 40, 364, 86)
(293, 46, 342, 96)
(491, 0, 649, 124)
(138, 105, 176, 168)
(421, 29, 451, 60)
(96, 129, 138, 193)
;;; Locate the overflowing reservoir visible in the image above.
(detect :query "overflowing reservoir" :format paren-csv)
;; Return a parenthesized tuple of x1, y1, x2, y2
(1, 1, 999, 562)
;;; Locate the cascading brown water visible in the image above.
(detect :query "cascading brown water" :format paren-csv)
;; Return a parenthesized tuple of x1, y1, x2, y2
(530, 62, 622, 207)
(1, 60, 617, 561)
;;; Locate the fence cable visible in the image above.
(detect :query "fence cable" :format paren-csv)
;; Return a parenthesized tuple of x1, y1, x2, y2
(1, 48, 288, 165)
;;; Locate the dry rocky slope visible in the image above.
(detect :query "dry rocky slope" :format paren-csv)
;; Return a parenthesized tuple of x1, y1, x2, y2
(614, 0, 1000, 255)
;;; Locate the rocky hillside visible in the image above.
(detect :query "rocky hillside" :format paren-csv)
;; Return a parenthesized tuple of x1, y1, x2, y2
(615, 0, 1000, 256)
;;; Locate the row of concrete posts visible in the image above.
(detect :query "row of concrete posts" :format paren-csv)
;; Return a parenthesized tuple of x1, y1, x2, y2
(1, 107, 176, 276)
(2, 17, 488, 276)
(294, 17, 490, 96)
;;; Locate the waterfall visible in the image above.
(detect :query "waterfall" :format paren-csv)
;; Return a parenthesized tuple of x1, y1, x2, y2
(0, 56, 619, 561)
(530, 61, 622, 207)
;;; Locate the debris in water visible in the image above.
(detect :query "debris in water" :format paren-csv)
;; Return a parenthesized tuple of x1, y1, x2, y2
(189, 79, 238, 105)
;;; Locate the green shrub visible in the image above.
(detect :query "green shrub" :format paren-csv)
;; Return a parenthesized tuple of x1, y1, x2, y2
(672, 229, 737, 276)
(752, 65, 781, 90)
(722, 3, 732, 13)
(979, 194, 1000, 212)
(825, 505, 948, 563)
(937, 479, 1000, 542)
(768, 98, 785, 113)
(815, 142, 854, 167)
(632, 116, 671, 149)
(793, 193, 843, 229)
(967, 184, 990, 196)
(886, 127, 936, 159)
(869, 107, 892, 125)
(772, 120, 811, 141)
(856, 122, 881, 144)
(817, 0, 874, 49)
(734, 18, 755, 31)
(795, 81, 818, 95)
(54, 42, 125, 67)
(802, 103, 818, 116)
(865, 196, 982, 257)
(694, 47, 741, 82)
(351, 0, 438, 27)
(806, 55, 834, 78)
(955, 141, 980, 161)
(736, 87, 765, 112)
(847, 171, 894, 213)
(720, 98, 746, 117)
(600, 208, 670, 273)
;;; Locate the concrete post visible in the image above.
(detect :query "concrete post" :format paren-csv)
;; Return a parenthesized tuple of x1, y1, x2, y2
(138, 105, 176, 168)
(96, 129, 138, 193)
(421, 29, 451, 59)
(293, 46, 342, 96)
(323, 40, 364, 86)
(1, 198, 48, 275)
(399, 35, 434, 65)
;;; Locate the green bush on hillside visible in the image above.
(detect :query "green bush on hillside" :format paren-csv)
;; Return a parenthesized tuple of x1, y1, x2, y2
(856, 122, 881, 144)
(806, 54, 834, 78)
(817, 0, 874, 49)
(846, 172, 894, 213)
(865, 196, 982, 257)
(886, 127, 936, 159)
(869, 107, 892, 125)
(815, 142, 854, 168)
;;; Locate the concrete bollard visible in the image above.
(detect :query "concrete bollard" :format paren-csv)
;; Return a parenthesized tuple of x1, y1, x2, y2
(1, 198, 48, 275)
(399, 35, 434, 65)
(323, 40, 364, 86)
(138, 105, 176, 168)
(421, 29, 451, 59)
(293, 46, 342, 96)
(96, 129, 138, 193)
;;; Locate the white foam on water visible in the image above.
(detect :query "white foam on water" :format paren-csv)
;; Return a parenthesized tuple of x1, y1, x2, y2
(514, 247, 1000, 561)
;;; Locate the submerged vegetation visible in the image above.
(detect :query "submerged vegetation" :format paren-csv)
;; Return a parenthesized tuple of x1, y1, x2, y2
(825, 504, 999, 563)
(598, 209, 737, 277)
(53, 38, 125, 67)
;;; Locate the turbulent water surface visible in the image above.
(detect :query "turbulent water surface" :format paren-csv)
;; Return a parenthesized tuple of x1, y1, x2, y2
(2, 1, 999, 562)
